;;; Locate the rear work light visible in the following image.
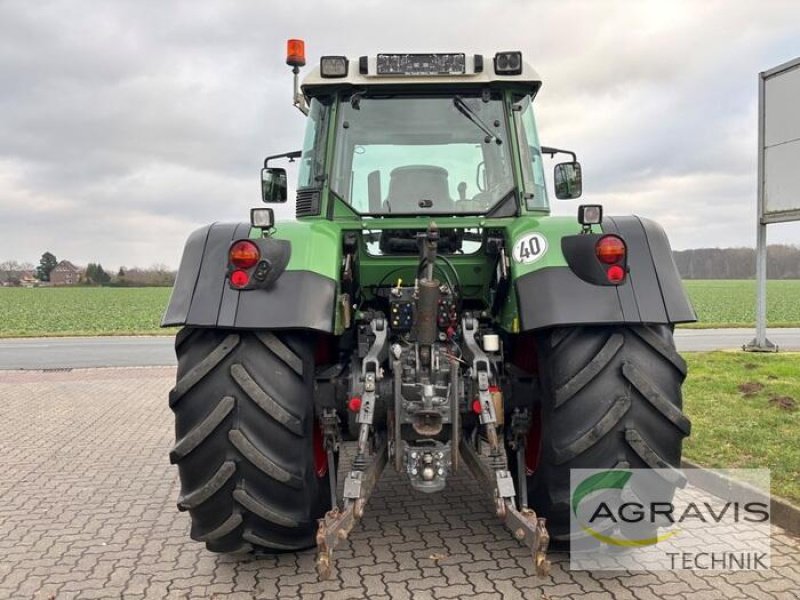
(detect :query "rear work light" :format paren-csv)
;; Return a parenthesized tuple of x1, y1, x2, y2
(229, 240, 260, 269)
(494, 51, 522, 75)
(595, 235, 626, 265)
(578, 204, 603, 226)
(320, 56, 348, 78)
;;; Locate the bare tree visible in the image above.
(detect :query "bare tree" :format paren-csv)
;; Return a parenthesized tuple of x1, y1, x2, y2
(673, 245, 800, 279)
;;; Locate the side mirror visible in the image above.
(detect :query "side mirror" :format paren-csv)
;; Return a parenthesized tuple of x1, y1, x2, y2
(261, 167, 288, 203)
(554, 162, 582, 199)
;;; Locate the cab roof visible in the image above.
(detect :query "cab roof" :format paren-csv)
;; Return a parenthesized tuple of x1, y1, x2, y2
(301, 52, 542, 97)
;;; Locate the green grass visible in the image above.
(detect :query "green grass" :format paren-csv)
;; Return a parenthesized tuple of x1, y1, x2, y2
(0, 287, 172, 337)
(683, 352, 800, 503)
(682, 280, 800, 328)
(0, 279, 798, 337)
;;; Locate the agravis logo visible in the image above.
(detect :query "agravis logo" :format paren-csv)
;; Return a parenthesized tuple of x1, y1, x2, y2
(569, 468, 772, 571)
(571, 470, 678, 547)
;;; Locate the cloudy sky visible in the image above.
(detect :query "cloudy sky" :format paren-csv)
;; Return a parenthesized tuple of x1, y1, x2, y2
(1, 0, 799, 270)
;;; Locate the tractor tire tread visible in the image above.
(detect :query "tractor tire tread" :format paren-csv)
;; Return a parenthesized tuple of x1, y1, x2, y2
(170, 396, 235, 463)
(194, 513, 243, 542)
(228, 429, 303, 488)
(629, 326, 687, 377)
(553, 395, 630, 464)
(255, 331, 304, 376)
(177, 460, 237, 511)
(170, 328, 331, 554)
(523, 324, 690, 541)
(233, 488, 300, 528)
(554, 333, 623, 408)
(230, 363, 303, 435)
(622, 361, 691, 435)
(169, 333, 240, 407)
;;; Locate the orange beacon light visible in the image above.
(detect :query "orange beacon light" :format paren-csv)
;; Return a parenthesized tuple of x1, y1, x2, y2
(287, 39, 306, 68)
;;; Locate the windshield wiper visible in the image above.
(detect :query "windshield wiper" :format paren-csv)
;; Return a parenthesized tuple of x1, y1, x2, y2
(453, 96, 502, 145)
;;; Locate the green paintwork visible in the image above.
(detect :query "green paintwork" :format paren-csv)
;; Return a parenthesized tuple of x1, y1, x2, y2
(264, 215, 582, 279)
(251, 213, 589, 334)
(270, 221, 343, 280)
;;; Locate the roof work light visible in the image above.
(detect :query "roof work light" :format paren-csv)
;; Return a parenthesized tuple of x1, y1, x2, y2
(578, 205, 603, 226)
(320, 56, 348, 78)
(494, 51, 522, 75)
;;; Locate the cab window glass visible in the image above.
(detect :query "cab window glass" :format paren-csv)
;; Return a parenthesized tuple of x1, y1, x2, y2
(513, 95, 548, 210)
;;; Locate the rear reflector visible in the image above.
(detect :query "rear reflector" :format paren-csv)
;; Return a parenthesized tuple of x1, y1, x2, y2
(606, 264, 626, 284)
(230, 269, 250, 288)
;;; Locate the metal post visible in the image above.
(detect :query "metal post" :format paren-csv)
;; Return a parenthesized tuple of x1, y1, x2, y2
(745, 71, 777, 352)
(292, 66, 309, 116)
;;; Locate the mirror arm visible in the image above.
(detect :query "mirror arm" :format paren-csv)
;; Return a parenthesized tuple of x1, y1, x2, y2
(264, 150, 302, 168)
(540, 146, 577, 162)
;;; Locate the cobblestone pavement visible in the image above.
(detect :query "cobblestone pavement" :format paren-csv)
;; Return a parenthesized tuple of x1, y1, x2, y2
(0, 367, 798, 600)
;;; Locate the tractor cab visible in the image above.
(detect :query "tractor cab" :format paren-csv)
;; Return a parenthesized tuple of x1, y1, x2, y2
(262, 43, 581, 224)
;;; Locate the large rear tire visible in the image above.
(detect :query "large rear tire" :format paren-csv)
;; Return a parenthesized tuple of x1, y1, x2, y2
(169, 328, 332, 553)
(525, 325, 691, 544)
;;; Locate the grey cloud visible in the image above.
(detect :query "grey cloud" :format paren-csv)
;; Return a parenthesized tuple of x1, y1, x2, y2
(1, 0, 799, 269)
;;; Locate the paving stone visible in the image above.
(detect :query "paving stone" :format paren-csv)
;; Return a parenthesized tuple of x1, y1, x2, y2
(0, 367, 798, 600)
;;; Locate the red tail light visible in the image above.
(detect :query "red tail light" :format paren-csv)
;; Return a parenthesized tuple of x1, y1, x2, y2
(595, 235, 626, 264)
(229, 240, 260, 269)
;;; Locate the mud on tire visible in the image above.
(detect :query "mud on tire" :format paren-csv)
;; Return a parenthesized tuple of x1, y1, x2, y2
(527, 325, 691, 544)
(169, 328, 332, 553)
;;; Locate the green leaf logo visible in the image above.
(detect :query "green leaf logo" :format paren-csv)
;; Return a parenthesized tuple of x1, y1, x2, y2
(571, 470, 632, 517)
(572, 469, 679, 547)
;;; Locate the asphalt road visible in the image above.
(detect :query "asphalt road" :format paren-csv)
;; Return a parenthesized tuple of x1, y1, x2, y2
(0, 328, 798, 370)
(0, 336, 177, 370)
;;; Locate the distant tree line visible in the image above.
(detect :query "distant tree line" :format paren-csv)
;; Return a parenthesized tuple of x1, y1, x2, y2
(85, 263, 111, 285)
(1, 252, 176, 287)
(0, 260, 35, 285)
(4, 245, 798, 286)
(673, 245, 800, 279)
(113, 264, 176, 287)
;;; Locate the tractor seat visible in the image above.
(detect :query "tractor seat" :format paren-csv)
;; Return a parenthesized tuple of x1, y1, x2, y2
(384, 165, 452, 213)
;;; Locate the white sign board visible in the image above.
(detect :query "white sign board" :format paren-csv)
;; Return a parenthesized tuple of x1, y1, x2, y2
(761, 58, 800, 223)
(746, 57, 800, 351)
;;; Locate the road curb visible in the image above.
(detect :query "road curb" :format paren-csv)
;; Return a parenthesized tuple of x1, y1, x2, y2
(682, 459, 800, 536)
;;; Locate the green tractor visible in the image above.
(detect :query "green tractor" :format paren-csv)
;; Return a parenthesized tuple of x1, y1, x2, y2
(163, 42, 695, 577)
